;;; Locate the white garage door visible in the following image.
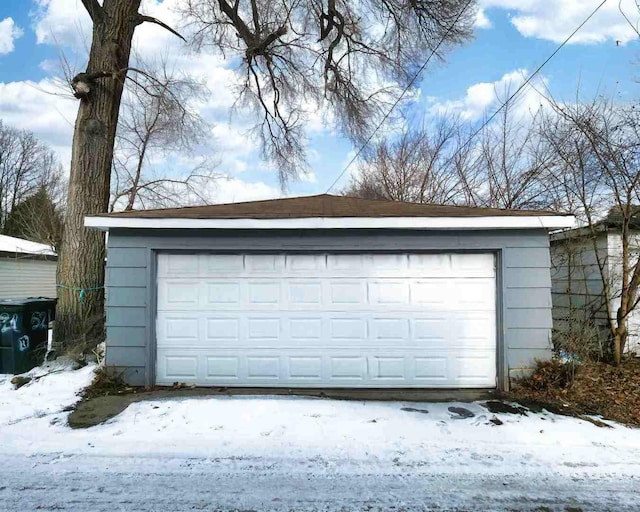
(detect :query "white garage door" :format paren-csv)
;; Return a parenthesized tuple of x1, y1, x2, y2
(156, 253, 497, 388)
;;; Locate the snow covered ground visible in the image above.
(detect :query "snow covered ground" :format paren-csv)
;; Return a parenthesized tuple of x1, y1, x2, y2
(0, 364, 639, 511)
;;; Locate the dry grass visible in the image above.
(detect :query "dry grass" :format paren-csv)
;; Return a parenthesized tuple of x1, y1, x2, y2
(80, 366, 134, 401)
(511, 358, 640, 428)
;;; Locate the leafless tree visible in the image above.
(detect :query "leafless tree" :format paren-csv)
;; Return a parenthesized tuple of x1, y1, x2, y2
(542, 96, 640, 364)
(474, 92, 554, 210)
(0, 121, 63, 234)
(347, 86, 554, 209)
(58, 0, 476, 346)
(346, 116, 469, 204)
(183, 0, 476, 183)
(4, 185, 65, 250)
(56, 0, 187, 346)
(110, 58, 220, 212)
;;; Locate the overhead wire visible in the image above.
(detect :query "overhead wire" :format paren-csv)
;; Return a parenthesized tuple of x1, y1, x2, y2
(325, 0, 476, 193)
(326, 0, 609, 193)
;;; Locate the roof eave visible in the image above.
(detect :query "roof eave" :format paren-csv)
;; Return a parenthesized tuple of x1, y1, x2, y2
(85, 215, 576, 231)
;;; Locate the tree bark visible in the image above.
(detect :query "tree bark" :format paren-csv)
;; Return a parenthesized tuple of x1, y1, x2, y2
(55, 0, 141, 348)
(613, 332, 622, 365)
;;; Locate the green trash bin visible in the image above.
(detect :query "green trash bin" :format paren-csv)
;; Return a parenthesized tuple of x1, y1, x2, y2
(0, 297, 56, 375)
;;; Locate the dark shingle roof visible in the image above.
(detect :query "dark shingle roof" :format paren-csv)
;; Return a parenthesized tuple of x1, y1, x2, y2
(102, 194, 570, 219)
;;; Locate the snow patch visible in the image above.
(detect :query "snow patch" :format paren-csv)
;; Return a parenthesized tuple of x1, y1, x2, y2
(0, 361, 95, 428)
(0, 366, 638, 489)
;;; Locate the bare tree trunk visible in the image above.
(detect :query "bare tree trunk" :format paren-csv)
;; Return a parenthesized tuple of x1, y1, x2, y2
(55, 0, 141, 348)
(613, 333, 623, 365)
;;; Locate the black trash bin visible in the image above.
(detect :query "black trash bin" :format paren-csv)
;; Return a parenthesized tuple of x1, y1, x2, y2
(0, 298, 56, 375)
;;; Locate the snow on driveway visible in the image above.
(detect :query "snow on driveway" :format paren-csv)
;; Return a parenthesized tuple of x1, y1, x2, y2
(0, 365, 639, 511)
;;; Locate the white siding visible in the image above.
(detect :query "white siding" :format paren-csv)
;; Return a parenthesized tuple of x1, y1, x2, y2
(607, 232, 640, 354)
(551, 230, 640, 356)
(0, 258, 57, 299)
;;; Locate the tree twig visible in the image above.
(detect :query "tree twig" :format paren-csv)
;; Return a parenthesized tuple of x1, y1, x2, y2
(137, 15, 186, 42)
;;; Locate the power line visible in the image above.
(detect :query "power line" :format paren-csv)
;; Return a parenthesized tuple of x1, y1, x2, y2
(430, 0, 608, 184)
(619, 0, 640, 39)
(325, 0, 476, 193)
(326, 0, 608, 193)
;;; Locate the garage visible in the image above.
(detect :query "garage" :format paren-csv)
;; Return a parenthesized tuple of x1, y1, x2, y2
(86, 193, 574, 390)
(155, 252, 496, 387)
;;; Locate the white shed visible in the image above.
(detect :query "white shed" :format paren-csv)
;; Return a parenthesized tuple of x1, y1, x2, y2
(551, 224, 640, 356)
(0, 235, 57, 299)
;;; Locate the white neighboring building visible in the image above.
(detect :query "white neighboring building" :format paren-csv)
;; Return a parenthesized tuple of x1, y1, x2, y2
(550, 220, 640, 356)
(0, 235, 57, 299)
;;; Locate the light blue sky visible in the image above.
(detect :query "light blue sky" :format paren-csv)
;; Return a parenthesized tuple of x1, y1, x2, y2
(1, 0, 639, 203)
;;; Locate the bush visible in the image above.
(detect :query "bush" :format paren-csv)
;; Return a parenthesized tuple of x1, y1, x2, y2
(552, 308, 608, 362)
(516, 359, 578, 391)
(81, 366, 130, 400)
(511, 358, 640, 427)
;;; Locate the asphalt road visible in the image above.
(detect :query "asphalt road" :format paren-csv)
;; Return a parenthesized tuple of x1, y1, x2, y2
(0, 453, 636, 512)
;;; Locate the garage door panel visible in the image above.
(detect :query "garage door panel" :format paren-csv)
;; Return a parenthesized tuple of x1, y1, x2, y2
(370, 317, 410, 340)
(158, 315, 199, 343)
(288, 281, 323, 305)
(452, 253, 496, 277)
(369, 280, 410, 304)
(329, 281, 366, 304)
(286, 254, 325, 271)
(411, 280, 448, 305)
(289, 356, 323, 379)
(203, 254, 244, 273)
(163, 355, 198, 379)
(158, 253, 198, 276)
(156, 348, 497, 387)
(408, 253, 447, 268)
(414, 356, 448, 380)
(247, 356, 281, 379)
(247, 281, 282, 304)
(158, 280, 199, 308)
(452, 312, 495, 346)
(330, 356, 367, 380)
(206, 356, 240, 379)
(206, 282, 241, 305)
(289, 317, 323, 340)
(247, 317, 281, 340)
(454, 355, 496, 381)
(327, 254, 364, 271)
(245, 254, 284, 273)
(206, 317, 240, 340)
(371, 356, 406, 379)
(455, 279, 496, 310)
(156, 252, 497, 388)
(329, 317, 366, 341)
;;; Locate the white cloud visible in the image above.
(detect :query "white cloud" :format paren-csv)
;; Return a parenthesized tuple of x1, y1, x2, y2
(0, 18, 24, 55)
(428, 68, 548, 122)
(475, 8, 493, 30)
(480, 0, 640, 45)
(29, 0, 260, 178)
(32, 0, 92, 48)
(210, 177, 282, 203)
(0, 78, 77, 167)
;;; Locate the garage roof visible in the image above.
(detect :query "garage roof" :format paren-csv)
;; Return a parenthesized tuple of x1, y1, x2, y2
(86, 194, 575, 231)
(97, 194, 568, 219)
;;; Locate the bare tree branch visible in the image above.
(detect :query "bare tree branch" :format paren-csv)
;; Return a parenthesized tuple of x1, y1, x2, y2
(136, 15, 187, 42)
(79, 0, 104, 24)
(111, 56, 220, 211)
(182, 0, 475, 182)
